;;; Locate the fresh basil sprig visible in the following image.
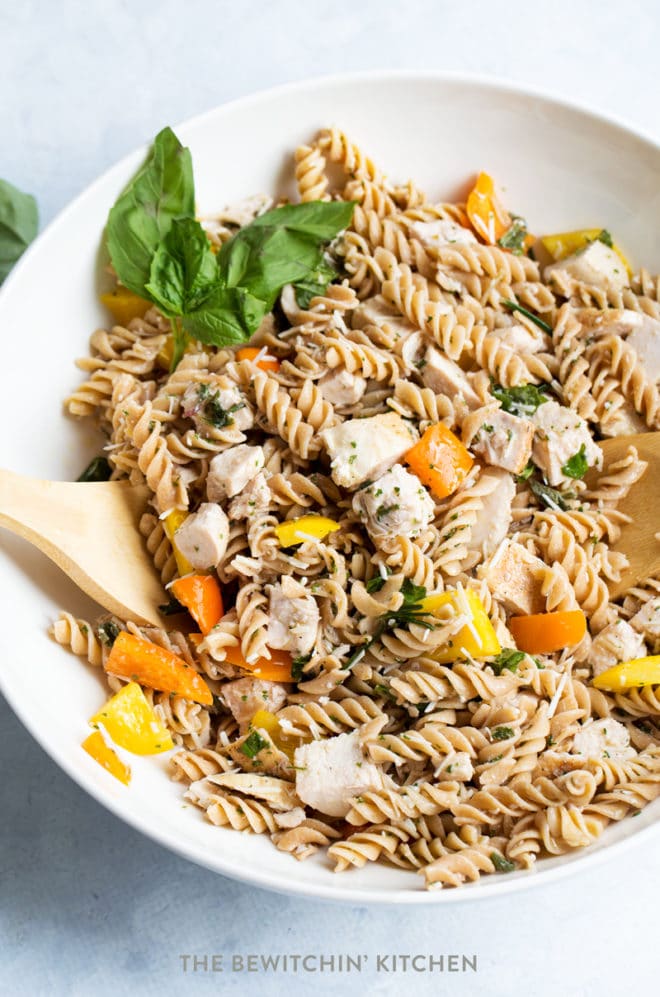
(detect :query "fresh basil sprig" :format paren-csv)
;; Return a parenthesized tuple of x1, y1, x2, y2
(0, 178, 39, 283)
(105, 128, 354, 368)
(491, 383, 551, 418)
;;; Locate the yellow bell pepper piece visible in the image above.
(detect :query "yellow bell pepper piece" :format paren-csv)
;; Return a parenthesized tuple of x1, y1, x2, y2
(90, 682, 174, 755)
(420, 588, 501, 663)
(275, 515, 340, 548)
(250, 709, 296, 758)
(592, 655, 660, 692)
(541, 229, 631, 274)
(100, 287, 151, 326)
(163, 509, 194, 576)
(82, 729, 131, 785)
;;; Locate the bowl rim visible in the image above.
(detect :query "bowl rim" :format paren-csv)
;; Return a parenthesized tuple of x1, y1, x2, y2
(1, 68, 659, 905)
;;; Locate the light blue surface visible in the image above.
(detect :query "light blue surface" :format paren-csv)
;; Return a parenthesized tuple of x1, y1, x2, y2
(1, 2, 659, 994)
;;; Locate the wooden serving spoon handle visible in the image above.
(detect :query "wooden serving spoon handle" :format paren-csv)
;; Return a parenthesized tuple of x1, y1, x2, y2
(0, 468, 164, 626)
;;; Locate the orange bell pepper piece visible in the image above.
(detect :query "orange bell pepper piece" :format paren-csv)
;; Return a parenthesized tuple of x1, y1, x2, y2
(82, 730, 131, 785)
(223, 644, 294, 682)
(100, 287, 151, 326)
(235, 347, 280, 372)
(509, 610, 586, 654)
(405, 423, 473, 499)
(466, 172, 511, 244)
(105, 631, 213, 705)
(170, 575, 224, 635)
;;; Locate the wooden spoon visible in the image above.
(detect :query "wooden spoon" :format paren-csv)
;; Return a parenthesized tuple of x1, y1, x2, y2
(589, 433, 660, 599)
(0, 468, 164, 626)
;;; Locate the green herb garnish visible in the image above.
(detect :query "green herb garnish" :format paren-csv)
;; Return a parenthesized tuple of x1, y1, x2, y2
(492, 726, 515, 741)
(501, 298, 552, 334)
(491, 852, 516, 873)
(366, 576, 386, 594)
(344, 579, 433, 669)
(159, 596, 186, 616)
(498, 216, 529, 255)
(561, 443, 589, 480)
(528, 477, 574, 511)
(597, 229, 613, 248)
(240, 730, 268, 758)
(106, 128, 354, 368)
(202, 395, 244, 429)
(0, 178, 38, 284)
(97, 621, 121, 647)
(492, 383, 551, 418)
(77, 455, 112, 482)
(490, 648, 525, 676)
(291, 653, 312, 682)
(516, 460, 536, 481)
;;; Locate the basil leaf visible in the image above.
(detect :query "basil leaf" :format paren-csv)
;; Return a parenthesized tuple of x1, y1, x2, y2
(294, 257, 338, 308)
(528, 477, 574, 511)
(97, 621, 121, 647)
(501, 299, 552, 334)
(401, 579, 427, 606)
(490, 648, 525, 675)
(183, 284, 268, 347)
(498, 216, 528, 255)
(249, 200, 354, 240)
(366, 576, 386, 594)
(241, 730, 268, 758)
(0, 179, 38, 283)
(106, 127, 194, 298)
(492, 383, 551, 417)
(77, 455, 112, 482)
(145, 217, 218, 316)
(517, 460, 536, 481)
(491, 852, 516, 873)
(219, 225, 326, 308)
(561, 443, 589, 480)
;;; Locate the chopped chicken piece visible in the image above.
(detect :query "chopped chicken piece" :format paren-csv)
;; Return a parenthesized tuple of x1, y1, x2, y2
(221, 677, 288, 730)
(352, 463, 435, 544)
(421, 346, 481, 409)
(318, 367, 367, 407)
(484, 541, 546, 616)
(626, 315, 660, 382)
(408, 219, 478, 248)
(576, 307, 647, 340)
(572, 718, 634, 761)
(174, 503, 229, 570)
(631, 598, 660, 642)
(589, 620, 646, 677)
(267, 577, 319, 657)
(207, 444, 265, 502)
(227, 729, 292, 775)
(320, 413, 418, 489)
(468, 469, 515, 559)
(228, 472, 270, 520)
(181, 381, 253, 433)
(531, 401, 602, 486)
(463, 406, 535, 475)
(352, 295, 417, 339)
(294, 730, 383, 818)
(545, 240, 629, 292)
(489, 316, 548, 354)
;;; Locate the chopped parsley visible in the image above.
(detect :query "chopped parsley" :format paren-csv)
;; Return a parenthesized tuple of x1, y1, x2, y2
(376, 503, 400, 520)
(240, 730, 268, 758)
(344, 579, 433, 670)
(490, 648, 525, 675)
(202, 393, 244, 429)
(561, 443, 589, 480)
(597, 229, 613, 248)
(492, 726, 515, 741)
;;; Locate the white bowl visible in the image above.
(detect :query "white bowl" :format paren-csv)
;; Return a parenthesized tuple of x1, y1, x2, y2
(1, 72, 658, 904)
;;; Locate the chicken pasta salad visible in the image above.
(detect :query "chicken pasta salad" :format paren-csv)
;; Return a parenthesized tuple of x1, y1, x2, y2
(53, 127, 660, 889)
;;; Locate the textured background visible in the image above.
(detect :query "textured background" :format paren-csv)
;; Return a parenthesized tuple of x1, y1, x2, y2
(1, 1, 658, 994)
